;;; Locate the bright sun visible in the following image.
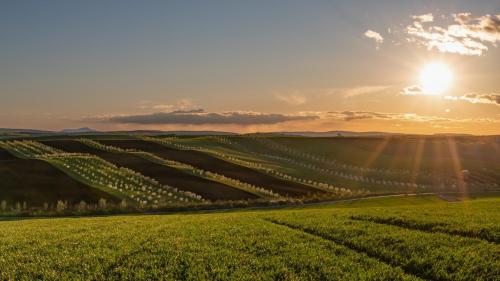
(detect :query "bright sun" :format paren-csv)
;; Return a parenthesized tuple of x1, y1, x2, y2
(419, 62, 453, 95)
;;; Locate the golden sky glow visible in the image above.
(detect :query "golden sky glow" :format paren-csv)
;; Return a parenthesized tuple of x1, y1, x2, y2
(0, 2, 499, 134)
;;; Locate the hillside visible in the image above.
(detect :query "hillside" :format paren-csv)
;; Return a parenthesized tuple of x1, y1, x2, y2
(0, 134, 498, 209)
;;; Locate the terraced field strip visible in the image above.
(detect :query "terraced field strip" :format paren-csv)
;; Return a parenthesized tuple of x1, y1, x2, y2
(0, 141, 198, 206)
(270, 136, 500, 188)
(81, 139, 278, 198)
(100, 139, 321, 197)
(41, 140, 258, 201)
(226, 136, 432, 190)
(0, 147, 118, 205)
(145, 137, 363, 198)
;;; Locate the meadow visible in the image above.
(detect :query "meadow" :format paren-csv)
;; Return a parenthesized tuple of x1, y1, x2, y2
(0, 195, 497, 280)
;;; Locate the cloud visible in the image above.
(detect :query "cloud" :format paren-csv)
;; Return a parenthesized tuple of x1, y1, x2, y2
(98, 109, 319, 125)
(412, 13, 434, 23)
(327, 111, 453, 123)
(274, 92, 307, 105)
(445, 93, 500, 106)
(337, 111, 394, 121)
(138, 99, 199, 112)
(341, 85, 393, 97)
(364, 30, 384, 49)
(401, 85, 424, 95)
(406, 13, 500, 56)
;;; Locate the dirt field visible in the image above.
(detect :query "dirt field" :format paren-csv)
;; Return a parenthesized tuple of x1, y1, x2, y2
(0, 147, 118, 205)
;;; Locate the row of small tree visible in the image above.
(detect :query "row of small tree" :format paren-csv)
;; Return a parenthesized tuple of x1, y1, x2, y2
(1, 140, 204, 207)
(0, 198, 129, 213)
(146, 136, 366, 196)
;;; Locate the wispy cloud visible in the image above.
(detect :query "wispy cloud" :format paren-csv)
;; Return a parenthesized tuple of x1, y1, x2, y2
(327, 111, 451, 122)
(138, 99, 199, 112)
(364, 30, 384, 49)
(445, 93, 500, 106)
(341, 85, 393, 98)
(405, 13, 500, 56)
(274, 92, 307, 105)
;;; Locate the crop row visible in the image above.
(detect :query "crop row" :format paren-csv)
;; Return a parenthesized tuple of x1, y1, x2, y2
(0, 141, 202, 206)
(226, 136, 436, 189)
(80, 139, 280, 198)
(240, 136, 499, 190)
(160, 136, 383, 191)
(144, 136, 367, 198)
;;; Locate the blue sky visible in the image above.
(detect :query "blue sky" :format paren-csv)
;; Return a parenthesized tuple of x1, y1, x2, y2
(1, 1, 499, 134)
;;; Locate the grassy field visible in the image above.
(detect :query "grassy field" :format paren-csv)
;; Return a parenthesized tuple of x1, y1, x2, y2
(0, 147, 118, 206)
(0, 195, 497, 280)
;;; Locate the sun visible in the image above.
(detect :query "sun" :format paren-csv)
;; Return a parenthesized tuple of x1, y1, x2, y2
(419, 62, 453, 95)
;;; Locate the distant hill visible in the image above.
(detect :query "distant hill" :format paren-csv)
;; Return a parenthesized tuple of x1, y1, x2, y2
(110, 130, 237, 136)
(255, 131, 403, 137)
(0, 128, 53, 134)
(60, 127, 98, 134)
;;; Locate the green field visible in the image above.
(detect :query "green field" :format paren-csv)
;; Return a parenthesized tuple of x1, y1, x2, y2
(0, 195, 498, 280)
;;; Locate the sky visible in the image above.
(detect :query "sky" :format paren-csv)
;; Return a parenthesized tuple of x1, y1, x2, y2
(1, 0, 499, 134)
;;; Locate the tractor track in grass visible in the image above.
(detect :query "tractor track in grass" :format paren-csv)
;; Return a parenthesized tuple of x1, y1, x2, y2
(264, 218, 426, 281)
(350, 215, 499, 244)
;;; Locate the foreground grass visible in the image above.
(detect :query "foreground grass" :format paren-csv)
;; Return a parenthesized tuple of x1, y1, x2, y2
(0, 195, 498, 280)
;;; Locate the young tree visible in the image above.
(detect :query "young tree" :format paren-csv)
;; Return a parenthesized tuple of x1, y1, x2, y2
(77, 201, 87, 211)
(120, 199, 127, 209)
(56, 200, 66, 212)
(98, 198, 107, 210)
